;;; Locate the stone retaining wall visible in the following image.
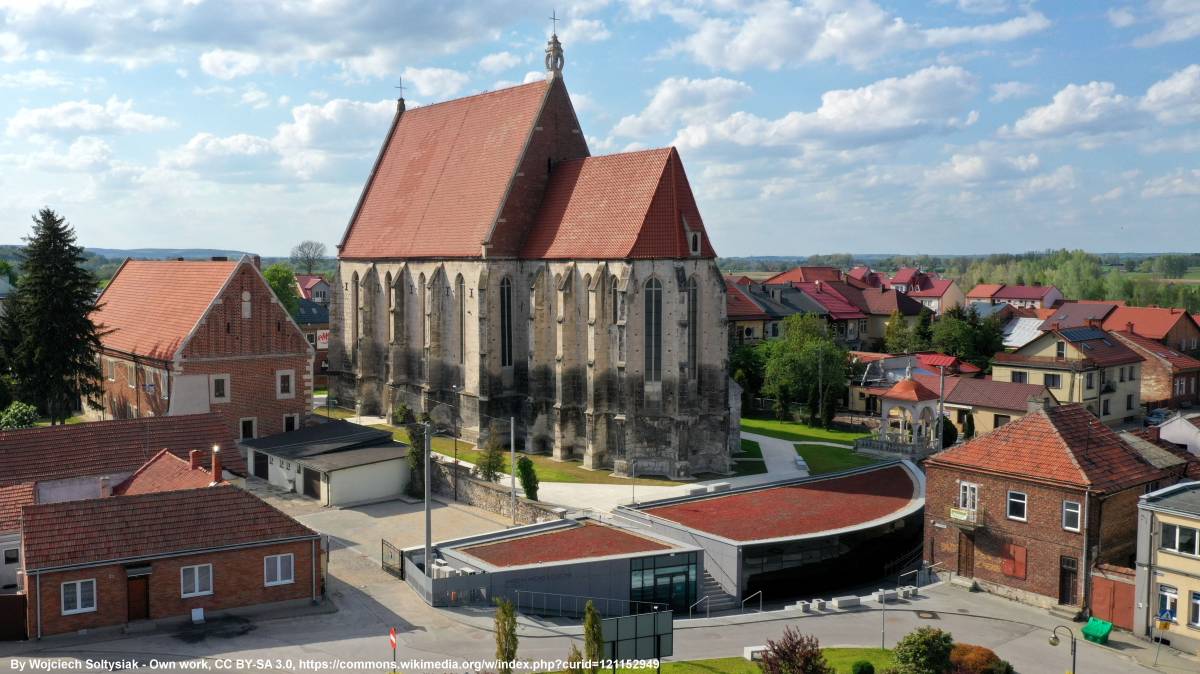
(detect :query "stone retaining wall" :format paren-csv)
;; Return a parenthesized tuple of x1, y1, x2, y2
(428, 460, 564, 525)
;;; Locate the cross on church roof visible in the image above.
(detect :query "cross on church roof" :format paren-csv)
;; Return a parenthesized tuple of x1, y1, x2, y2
(549, 9, 559, 35)
(394, 77, 405, 98)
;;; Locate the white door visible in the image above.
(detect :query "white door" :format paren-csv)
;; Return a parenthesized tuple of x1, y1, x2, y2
(0, 545, 19, 589)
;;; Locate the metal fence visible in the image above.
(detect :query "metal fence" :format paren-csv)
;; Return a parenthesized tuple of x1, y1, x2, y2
(381, 539, 404, 580)
(513, 590, 663, 618)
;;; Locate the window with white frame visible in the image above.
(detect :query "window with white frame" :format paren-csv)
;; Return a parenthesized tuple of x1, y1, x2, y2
(283, 413, 299, 433)
(1062, 501, 1082, 532)
(1011, 371, 1027, 384)
(264, 553, 295, 587)
(1085, 372, 1094, 389)
(276, 370, 295, 399)
(958, 482, 978, 511)
(1044, 373, 1062, 389)
(1161, 523, 1199, 556)
(1007, 491, 1027, 521)
(181, 564, 213, 598)
(61, 579, 96, 615)
(106, 359, 116, 381)
(1191, 591, 1200, 628)
(306, 332, 316, 346)
(1160, 584, 1178, 621)
(126, 362, 136, 388)
(240, 417, 257, 440)
(211, 374, 230, 403)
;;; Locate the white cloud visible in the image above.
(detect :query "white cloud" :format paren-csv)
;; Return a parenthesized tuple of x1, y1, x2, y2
(199, 49, 262, 80)
(937, 0, 1011, 14)
(1015, 165, 1077, 199)
(401, 66, 469, 99)
(925, 152, 1039, 185)
(1107, 7, 1136, 28)
(664, 1, 1049, 71)
(161, 132, 276, 177)
(522, 71, 544, 84)
(560, 18, 611, 44)
(989, 81, 1035, 102)
(240, 86, 270, 109)
(1003, 82, 1138, 139)
(20, 137, 114, 172)
(1091, 186, 1125, 203)
(613, 77, 752, 138)
(273, 98, 395, 180)
(1142, 169, 1200, 198)
(1132, 1, 1200, 47)
(478, 51, 521, 73)
(0, 32, 25, 62)
(673, 66, 979, 151)
(1140, 64, 1200, 124)
(0, 69, 69, 88)
(7, 96, 173, 139)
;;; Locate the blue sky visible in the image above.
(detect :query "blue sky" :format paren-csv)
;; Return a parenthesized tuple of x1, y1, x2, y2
(0, 1, 1197, 257)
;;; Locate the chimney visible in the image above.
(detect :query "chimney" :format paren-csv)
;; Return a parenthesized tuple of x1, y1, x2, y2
(211, 446, 222, 480)
(250, 254, 262, 269)
(1050, 321, 1061, 331)
(1127, 321, 1135, 333)
(1027, 396, 1047, 414)
(1147, 425, 1161, 443)
(99, 476, 112, 498)
(189, 449, 201, 470)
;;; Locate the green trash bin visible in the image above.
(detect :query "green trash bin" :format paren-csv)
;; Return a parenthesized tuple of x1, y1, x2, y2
(1081, 617, 1113, 644)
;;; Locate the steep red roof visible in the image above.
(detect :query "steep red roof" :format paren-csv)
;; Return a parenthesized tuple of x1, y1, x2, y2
(850, 351, 891, 363)
(928, 404, 1168, 492)
(339, 81, 568, 259)
(792, 281, 866, 320)
(460, 521, 672, 567)
(993, 285, 1058, 300)
(1039, 302, 1120, 331)
(0, 414, 242, 486)
(643, 464, 918, 542)
(294, 274, 325, 300)
(936, 376, 1054, 412)
(835, 284, 923, 316)
(0, 482, 35, 532)
(884, 378, 940, 402)
(915, 353, 981, 374)
(967, 283, 1004, 299)
(908, 278, 955, 298)
(766, 267, 844, 284)
(521, 147, 716, 259)
(1112, 331, 1200, 373)
(725, 279, 768, 320)
(891, 267, 919, 285)
(21, 485, 316, 571)
(725, 275, 754, 286)
(93, 259, 239, 360)
(113, 448, 221, 496)
(1102, 306, 1198, 341)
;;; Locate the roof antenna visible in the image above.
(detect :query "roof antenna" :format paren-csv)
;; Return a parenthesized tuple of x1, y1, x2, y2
(394, 77, 406, 113)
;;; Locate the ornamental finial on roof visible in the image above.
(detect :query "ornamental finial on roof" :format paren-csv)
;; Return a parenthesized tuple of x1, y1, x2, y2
(545, 11, 564, 79)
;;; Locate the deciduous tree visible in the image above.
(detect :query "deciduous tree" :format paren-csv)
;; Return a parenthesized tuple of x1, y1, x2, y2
(262, 262, 300, 317)
(290, 240, 327, 274)
(494, 597, 519, 674)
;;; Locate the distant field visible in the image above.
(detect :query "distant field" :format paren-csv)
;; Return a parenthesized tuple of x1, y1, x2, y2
(725, 270, 778, 280)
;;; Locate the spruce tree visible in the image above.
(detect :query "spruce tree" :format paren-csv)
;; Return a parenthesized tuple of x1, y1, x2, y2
(3, 209, 104, 423)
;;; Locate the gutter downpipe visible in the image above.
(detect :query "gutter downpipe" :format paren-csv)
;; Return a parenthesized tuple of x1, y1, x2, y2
(311, 538, 317, 602)
(35, 572, 41, 640)
(1082, 488, 1093, 616)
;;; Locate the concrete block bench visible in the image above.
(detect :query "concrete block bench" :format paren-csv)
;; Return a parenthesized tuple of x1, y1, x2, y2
(832, 596, 859, 609)
(901, 585, 918, 598)
(685, 486, 707, 496)
(743, 646, 767, 661)
(874, 590, 897, 603)
(811, 598, 826, 610)
(709, 482, 731, 493)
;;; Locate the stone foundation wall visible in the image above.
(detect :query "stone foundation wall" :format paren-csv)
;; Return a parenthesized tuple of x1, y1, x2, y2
(428, 460, 565, 526)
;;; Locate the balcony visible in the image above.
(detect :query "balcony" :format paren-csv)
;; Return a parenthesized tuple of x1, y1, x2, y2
(948, 506, 985, 531)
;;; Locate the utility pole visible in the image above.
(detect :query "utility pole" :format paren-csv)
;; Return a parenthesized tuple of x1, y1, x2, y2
(423, 421, 432, 574)
(937, 365, 946, 450)
(510, 416, 516, 525)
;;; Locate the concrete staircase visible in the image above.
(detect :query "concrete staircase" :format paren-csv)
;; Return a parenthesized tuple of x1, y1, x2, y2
(695, 570, 740, 615)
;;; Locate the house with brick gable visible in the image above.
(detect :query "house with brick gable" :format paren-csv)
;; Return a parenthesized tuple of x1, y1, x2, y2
(924, 404, 1184, 613)
(992, 327, 1145, 426)
(20, 486, 323, 639)
(968, 283, 1063, 310)
(1110, 330, 1200, 410)
(90, 256, 313, 441)
(1103, 306, 1200, 355)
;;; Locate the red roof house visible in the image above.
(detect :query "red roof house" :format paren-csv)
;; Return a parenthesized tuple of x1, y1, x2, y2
(969, 284, 1063, 309)
(294, 274, 330, 303)
(765, 266, 845, 284)
(112, 447, 224, 496)
(1111, 330, 1200, 409)
(1102, 306, 1200, 352)
(92, 257, 313, 440)
(924, 404, 1177, 610)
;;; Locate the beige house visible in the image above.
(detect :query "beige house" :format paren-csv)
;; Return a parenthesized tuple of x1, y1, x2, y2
(992, 327, 1144, 426)
(1135, 482, 1200, 654)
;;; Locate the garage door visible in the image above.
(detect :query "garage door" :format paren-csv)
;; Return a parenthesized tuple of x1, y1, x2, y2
(303, 468, 321, 499)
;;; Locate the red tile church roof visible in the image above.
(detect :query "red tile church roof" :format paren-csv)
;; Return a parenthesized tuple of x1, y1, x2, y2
(520, 147, 716, 259)
(93, 259, 239, 360)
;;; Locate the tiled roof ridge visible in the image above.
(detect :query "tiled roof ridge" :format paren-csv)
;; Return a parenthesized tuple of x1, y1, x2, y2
(1043, 407, 1097, 486)
(0, 412, 214, 440)
(400, 80, 546, 114)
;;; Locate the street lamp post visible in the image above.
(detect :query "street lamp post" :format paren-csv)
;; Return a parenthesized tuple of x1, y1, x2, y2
(1048, 625, 1076, 674)
(423, 420, 432, 576)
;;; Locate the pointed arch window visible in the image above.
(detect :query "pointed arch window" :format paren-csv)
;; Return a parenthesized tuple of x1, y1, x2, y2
(611, 277, 620, 323)
(500, 277, 513, 367)
(417, 273, 426, 353)
(385, 272, 394, 342)
(456, 275, 466, 364)
(644, 278, 662, 383)
(686, 276, 698, 380)
(350, 272, 360, 347)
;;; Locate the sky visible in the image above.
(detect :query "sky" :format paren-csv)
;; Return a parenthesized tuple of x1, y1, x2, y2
(0, 1, 1198, 257)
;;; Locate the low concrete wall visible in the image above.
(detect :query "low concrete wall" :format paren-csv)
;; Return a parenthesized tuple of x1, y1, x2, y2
(428, 460, 564, 525)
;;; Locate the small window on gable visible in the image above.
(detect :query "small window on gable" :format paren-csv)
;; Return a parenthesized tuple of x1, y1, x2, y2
(690, 232, 700, 255)
(276, 370, 295, 399)
(211, 374, 230, 403)
(242, 290, 252, 319)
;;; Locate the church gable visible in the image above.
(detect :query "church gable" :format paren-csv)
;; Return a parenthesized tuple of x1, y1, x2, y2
(338, 81, 549, 260)
(633, 148, 716, 259)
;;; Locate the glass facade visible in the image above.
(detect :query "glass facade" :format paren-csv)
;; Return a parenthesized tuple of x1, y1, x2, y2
(630, 552, 697, 613)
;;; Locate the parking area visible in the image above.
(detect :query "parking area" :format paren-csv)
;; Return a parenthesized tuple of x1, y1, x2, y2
(243, 477, 513, 562)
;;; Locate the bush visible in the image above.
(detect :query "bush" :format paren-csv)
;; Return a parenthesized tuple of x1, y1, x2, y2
(852, 661, 876, 674)
(391, 404, 411, 425)
(476, 422, 507, 482)
(517, 455, 539, 501)
(894, 627, 954, 674)
(760, 627, 833, 674)
(950, 644, 1012, 674)
(0, 401, 39, 429)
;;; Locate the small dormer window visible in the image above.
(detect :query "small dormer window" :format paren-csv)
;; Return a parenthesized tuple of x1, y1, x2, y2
(690, 232, 700, 255)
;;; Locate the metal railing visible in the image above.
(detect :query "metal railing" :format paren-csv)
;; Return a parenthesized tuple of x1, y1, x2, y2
(381, 539, 403, 580)
(513, 590, 662, 618)
(688, 595, 710, 619)
(742, 590, 763, 614)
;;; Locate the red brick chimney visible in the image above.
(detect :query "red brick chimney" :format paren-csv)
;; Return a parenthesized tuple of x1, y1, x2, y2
(1127, 321, 1135, 333)
(189, 449, 201, 470)
(211, 446, 222, 480)
(99, 476, 112, 498)
(1147, 425, 1161, 443)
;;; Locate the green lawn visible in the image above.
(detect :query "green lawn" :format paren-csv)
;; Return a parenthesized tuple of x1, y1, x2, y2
(742, 417, 870, 444)
(34, 414, 87, 427)
(824, 648, 895, 673)
(794, 442, 879, 475)
(312, 387, 329, 397)
(738, 439, 763, 459)
(312, 405, 357, 420)
(370, 424, 681, 486)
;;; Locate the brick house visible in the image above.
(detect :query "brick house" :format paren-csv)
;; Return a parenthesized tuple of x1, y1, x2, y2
(924, 404, 1181, 612)
(1111, 330, 1200, 409)
(21, 486, 323, 638)
(967, 284, 1063, 310)
(1103, 306, 1200, 355)
(90, 257, 313, 440)
(296, 298, 330, 388)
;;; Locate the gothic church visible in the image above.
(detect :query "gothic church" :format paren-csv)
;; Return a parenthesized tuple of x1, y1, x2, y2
(329, 35, 735, 478)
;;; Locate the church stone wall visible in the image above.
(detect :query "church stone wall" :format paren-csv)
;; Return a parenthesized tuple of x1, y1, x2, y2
(330, 256, 732, 479)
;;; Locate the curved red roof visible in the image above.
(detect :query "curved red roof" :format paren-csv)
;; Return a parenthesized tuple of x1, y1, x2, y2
(884, 377, 940, 402)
